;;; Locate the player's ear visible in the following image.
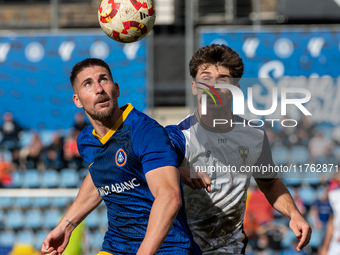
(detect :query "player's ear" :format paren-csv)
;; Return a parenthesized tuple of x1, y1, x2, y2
(73, 94, 83, 108)
(114, 82, 120, 97)
(191, 81, 198, 96)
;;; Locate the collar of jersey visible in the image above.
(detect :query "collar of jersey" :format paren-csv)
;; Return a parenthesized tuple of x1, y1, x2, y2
(92, 103, 134, 144)
(195, 110, 236, 133)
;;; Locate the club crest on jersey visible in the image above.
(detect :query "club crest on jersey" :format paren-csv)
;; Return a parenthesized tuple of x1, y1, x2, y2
(115, 148, 127, 167)
(238, 147, 250, 162)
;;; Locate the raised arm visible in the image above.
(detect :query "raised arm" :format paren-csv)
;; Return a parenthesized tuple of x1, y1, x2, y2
(255, 178, 312, 252)
(136, 166, 182, 255)
(41, 173, 102, 255)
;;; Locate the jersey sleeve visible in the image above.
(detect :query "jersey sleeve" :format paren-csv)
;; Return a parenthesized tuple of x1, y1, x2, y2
(132, 119, 180, 175)
(77, 126, 97, 167)
(165, 125, 186, 165)
(253, 130, 278, 181)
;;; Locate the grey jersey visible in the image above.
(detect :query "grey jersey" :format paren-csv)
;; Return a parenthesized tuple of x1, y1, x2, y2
(166, 112, 275, 254)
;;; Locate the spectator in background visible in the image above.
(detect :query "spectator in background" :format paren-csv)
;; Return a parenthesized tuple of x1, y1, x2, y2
(0, 112, 22, 151)
(296, 115, 315, 146)
(256, 222, 287, 255)
(315, 146, 338, 166)
(42, 132, 64, 170)
(244, 186, 274, 226)
(320, 175, 340, 255)
(73, 111, 89, 132)
(308, 131, 334, 163)
(310, 187, 332, 239)
(292, 187, 306, 217)
(19, 131, 44, 169)
(281, 240, 308, 255)
(244, 212, 259, 250)
(0, 153, 14, 188)
(278, 115, 299, 148)
(264, 122, 280, 147)
(63, 129, 82, 169)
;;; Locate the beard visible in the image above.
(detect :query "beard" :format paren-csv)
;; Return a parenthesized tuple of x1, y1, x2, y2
(83, 99, 118, 121)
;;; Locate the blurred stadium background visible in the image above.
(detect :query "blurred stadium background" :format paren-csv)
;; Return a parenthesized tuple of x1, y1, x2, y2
(1, 0, 340, 254)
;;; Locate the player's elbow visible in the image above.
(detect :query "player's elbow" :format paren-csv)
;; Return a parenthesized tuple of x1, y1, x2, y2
(165, 188, 182, 212)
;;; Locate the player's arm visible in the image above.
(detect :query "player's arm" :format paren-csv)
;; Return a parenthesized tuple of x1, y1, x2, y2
(136, 165, 182, 255)
(320, 215, 334, 255)
(41, 173, 102, 255)
(255, 177, 312, 252)
(165, 125, 211, 191)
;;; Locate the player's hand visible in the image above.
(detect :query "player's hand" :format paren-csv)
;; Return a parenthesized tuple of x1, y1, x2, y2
(289, 212, 312, 252)
(41, 226, 71, 255)
(179, 167, 211, 192)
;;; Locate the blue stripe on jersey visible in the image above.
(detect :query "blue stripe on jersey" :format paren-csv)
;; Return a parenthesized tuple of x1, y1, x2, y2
(177, 114, 198, 131)
(77, 105, 201, 255)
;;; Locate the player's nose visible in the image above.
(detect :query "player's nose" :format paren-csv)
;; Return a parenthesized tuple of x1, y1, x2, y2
(94, 81, 105, 94)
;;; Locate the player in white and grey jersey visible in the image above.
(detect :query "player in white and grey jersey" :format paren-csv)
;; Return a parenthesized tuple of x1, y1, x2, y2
(320, 176, 340, 255)
(166, 44, 312, 254)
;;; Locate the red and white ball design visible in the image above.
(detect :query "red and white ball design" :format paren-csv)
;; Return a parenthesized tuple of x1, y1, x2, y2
(98, 0, 156, 43)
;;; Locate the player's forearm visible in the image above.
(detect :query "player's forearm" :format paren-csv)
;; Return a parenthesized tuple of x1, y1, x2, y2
(137, 190, 182, 255)
(59, 173, 102, 230)
(256, 178, 300, 218)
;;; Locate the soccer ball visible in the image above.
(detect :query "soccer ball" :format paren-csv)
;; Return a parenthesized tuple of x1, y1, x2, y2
(98, 0, 156, 43)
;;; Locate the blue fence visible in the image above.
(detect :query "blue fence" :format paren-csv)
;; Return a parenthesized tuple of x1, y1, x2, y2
(0, 31, 147, 130)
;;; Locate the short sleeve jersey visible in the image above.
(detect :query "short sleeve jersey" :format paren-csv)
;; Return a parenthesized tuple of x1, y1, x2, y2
(166, 112, 276, 254)
(77, 104, 201, 255)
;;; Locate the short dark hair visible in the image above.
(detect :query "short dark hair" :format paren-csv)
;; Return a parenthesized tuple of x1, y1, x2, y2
(189, 44, 244, 84)
(70, 58, 113, 89)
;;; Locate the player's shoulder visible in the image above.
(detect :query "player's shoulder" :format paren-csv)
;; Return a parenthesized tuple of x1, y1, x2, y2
(176, 113, 197, 131)
(77, 125, 97, 145)
(127, 107, 171, 143)
(165, 113, 196, 142)
(127, 107, 161, 129)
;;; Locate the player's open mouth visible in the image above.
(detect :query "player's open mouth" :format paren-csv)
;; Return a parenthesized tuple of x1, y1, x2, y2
(96, 98, 110, 105)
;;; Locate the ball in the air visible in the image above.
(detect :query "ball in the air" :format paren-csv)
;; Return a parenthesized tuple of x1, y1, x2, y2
(98, 0, 156, 43)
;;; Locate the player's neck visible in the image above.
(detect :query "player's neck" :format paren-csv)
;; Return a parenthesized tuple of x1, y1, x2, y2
(91, 107, 123, 138)
(198, 107, 233, 129)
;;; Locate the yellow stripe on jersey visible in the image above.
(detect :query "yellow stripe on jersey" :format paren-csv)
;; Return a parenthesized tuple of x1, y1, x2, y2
(88, 162, 94, 169)
(97, 252, 113, 255)
(92, 103, 134, 144)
